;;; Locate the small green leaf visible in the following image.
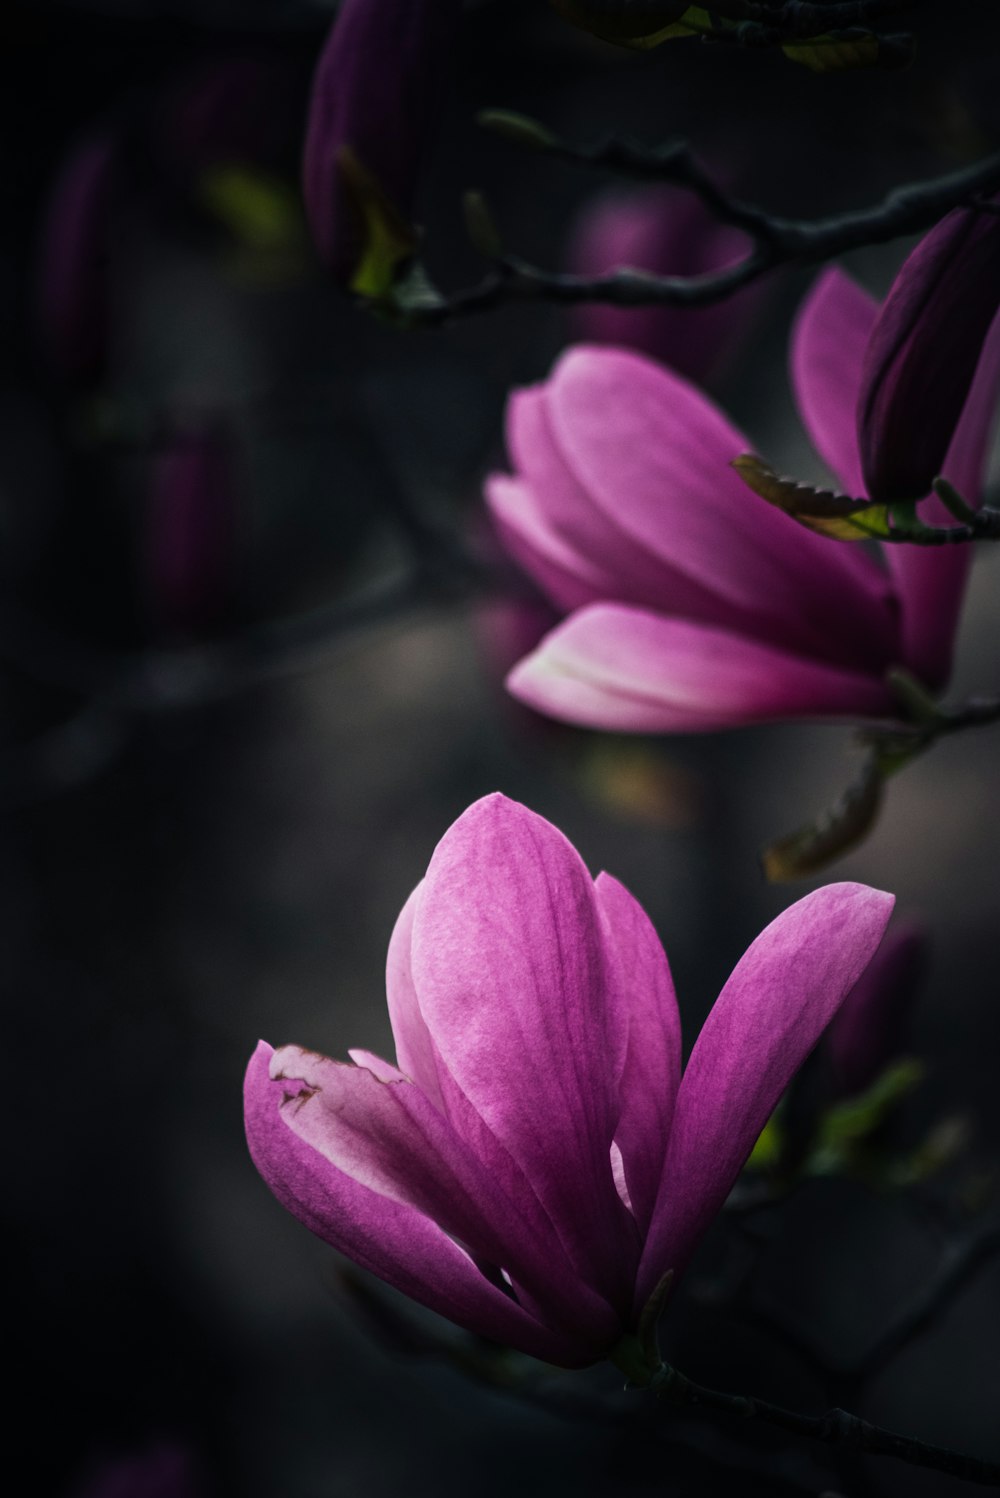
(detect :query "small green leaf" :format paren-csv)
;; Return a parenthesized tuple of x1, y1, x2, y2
(819, 1058, 925, 1150)
(783, 29, 916, 73)
(463, 191, 503, 260)
(732, 454, 891, 540)
(199, 165, 304, 254)
(476, 110, 558, 153)
(746, 1114, 784, 1171)
(338, 146, 419, 302)
(762, 751, 884, 883)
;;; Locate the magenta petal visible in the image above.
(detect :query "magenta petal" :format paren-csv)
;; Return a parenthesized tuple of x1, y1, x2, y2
(244, 1043, 590, 1365)
(268, 1044, 620, 1343)
(858, 197, 1000, 503)
(636, 884, 895, 1309)
(544, 347, 897, 669)
(596, 874, 681, 1233)
(410, 794, 637, 1305)
(508, 605, 895, 734)
(484, 474, 611, 614)
(791, 267, 876, 497)
(386, 883, 445, 1105)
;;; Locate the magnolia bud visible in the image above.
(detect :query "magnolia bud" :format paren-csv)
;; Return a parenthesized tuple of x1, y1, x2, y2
(145, 424, 239, 637)
(37, 131, 118, 385)
(858, 197, 1000, 502)
(302, 0, 461, 295)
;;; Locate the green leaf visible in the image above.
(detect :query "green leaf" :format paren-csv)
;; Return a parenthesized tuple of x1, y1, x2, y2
(819, 1059, 925, 1149)
(761, 751, 884, 883)
(746, 1114, 784, 1171)
(783, 29, 916, 73)
(476, 110, 558, 154)
(338, 146, 419, 302)
(463, 191, 503, 260)
(199, 165, 304, 254)
(732, 454, 891, 540)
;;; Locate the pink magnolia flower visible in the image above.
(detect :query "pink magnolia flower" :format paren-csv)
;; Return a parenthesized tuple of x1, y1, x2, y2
(245, 793, 893, 1368)
(490, 256, 1000, 733)
(567, 185, 761, 384)
(825, 920, 925, 1099)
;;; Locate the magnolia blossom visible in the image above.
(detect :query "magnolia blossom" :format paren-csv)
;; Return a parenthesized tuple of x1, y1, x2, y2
(489, 247, 1000, 733)
(245, 794, 893, 1367)
(567, 185, 760, 384)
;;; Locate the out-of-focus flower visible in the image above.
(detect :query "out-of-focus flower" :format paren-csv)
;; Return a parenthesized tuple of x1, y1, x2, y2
(245, 793, 893, 1368)
(566, 186, 760, 383)
(69, 1442, 206, 1498)
(144, 424, 240, 637)
(490, 228, 1000, 733)
(858, 197, 1000, 505)
(159, 56, 303, 184)
(302, 0, 462, 295)
(825, 921, 926, 1098)
(37, 131, 118, 385)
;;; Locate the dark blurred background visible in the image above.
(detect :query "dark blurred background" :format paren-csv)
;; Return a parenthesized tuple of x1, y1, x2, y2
(4, 2, 1000, 1495)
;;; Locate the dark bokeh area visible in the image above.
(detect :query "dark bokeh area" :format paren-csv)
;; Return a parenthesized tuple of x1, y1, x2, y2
(4, 2, 1000, 1495)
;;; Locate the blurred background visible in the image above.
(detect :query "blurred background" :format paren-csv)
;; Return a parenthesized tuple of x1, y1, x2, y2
(5, 2, 1000, 1494)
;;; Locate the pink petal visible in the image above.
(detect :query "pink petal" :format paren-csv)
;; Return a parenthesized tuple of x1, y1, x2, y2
(596, 873, 681, 1233)
(484, 474, 610, 614)
(507, 604, 895, 735)
(244, 1042, 591, 1365)
(636, 883, 895, 1309)
(826, 921, 926, 1096)
(791, 266, 876, 498)
(268, 1044, 621, 1344)
(410, 794, 638, 1309)
(543, 346, 897, 671)
(386, 883, 445, 1105)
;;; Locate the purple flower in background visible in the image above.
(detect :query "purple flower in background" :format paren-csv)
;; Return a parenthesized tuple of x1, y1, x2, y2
(159, 56, 302, 183)
(825, 921, 925, 1098)
(69, 1443, 206, 1498)
(490, 224, 1000, 733)
(858, 198, 1000, 505)
(144, 424, 240, 637)
(302, 0, 461, 292)
(567, 186, 760, 384)
(245, 793, 893, 1367)
(37, 131, 118, 385)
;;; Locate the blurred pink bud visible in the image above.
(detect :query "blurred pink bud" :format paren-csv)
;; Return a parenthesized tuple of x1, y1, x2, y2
(158, 56, 303, 182)
(70, 1443, 206, 1498)
(858, 197, 1000, 504)
(145, 424, 240, 637)
(37, 131, 118, 385)
(302, 0, 461, 290)
(567, 186, 760, 383)
(825, 922, 926, 1097)
(245, 792, 893, 1366)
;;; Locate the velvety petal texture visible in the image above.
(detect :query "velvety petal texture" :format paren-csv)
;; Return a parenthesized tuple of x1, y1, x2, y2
(302, 0, 461, 284)
(246, 794, 893, 1367)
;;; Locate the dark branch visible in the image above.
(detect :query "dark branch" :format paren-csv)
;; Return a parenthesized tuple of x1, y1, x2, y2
(407, 146, 1000, 324)
(651, 1362, 1000, 1486)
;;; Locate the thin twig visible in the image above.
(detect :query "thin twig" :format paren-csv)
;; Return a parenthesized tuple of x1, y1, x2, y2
(651, 1363, 1000, 1486)
(411, 147, 1000, 323)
